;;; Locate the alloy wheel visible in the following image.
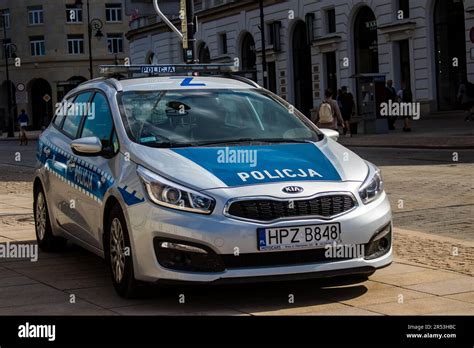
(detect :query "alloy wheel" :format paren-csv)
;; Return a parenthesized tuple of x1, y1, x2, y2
(110, 218, 126, 283)
(35, 191, 47, 241)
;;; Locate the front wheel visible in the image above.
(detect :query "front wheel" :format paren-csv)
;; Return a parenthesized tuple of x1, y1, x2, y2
(34, 185, 67, 251)
(106, 204, 139, 298)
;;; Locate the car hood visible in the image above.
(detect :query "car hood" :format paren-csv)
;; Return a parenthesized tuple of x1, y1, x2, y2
(129, 138, 368, 191)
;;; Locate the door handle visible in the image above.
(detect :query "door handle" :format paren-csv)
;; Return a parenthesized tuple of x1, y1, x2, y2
(67, 160, 76, 170)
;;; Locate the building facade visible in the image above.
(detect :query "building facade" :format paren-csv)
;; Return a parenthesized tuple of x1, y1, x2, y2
(0, 0, 131, 131)
(126, 0, 474, 119)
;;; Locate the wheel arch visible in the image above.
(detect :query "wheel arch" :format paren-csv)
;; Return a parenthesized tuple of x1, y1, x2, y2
(102, 195, 122, 248)
(33, 176, 43, 195)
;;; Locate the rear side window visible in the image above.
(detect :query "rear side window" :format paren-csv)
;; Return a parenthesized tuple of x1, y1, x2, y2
(53, 96, 74, 128)
(80, 92, 114, 145)
(61, 92, 92, 138)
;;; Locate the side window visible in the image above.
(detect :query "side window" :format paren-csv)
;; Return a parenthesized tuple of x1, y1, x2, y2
(53, 96, 74, 127)
(62, 92, 92, 138)
(80, 92, 114, 146)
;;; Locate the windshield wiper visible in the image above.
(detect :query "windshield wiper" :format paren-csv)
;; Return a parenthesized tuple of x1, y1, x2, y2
(143, 138, 316, 148)
(142, 142, 196, 148)
(194, 138, 315, 146)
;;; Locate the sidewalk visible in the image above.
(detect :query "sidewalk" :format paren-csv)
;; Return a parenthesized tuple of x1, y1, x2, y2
(0, 191, 472, 315)
(339, 112, 474, 149)
(0, 130, 42, 142)
(0, 235, 472, 315)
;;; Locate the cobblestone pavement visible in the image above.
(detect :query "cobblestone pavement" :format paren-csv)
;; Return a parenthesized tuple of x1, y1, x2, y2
(384, 164, 474, 240)
(0, 141, 472, 315)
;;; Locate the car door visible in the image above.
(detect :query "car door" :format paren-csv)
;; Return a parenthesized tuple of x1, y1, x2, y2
(54, 91, 97, 244)
(41, 95, 78, 225)
(68, 91, 118, 249)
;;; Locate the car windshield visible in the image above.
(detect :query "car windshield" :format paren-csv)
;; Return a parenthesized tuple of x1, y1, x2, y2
(118, 88, 321, 147)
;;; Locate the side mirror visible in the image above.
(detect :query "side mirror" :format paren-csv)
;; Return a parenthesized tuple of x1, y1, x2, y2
(320, 129, 340, 142)
(70, 136, 103, 156)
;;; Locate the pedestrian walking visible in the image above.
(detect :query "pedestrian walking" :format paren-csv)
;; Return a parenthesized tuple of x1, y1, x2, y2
(18, 109, 29, 146)
(336, 89, 344, 110)
(457, 80, 474, 122)
(385, 80, 398, 130)
(340, 86, 356, 137)
(316, 89, 345, 132)
(397, 82, 413, 132)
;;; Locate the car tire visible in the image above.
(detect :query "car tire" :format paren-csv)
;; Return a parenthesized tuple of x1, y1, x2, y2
(106, 204, 139, 298)
(34, 185, 67, 252)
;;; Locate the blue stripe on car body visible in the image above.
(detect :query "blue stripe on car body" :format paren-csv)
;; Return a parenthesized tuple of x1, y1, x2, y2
(37, 139, 142, 206)
(172, 143, 342, 187)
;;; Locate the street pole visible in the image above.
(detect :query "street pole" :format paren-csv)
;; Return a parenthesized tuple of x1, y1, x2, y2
(86, 0, 93, 79)
(259, 0, 268, 89)
(1, 10, 14, 137)
(180, 0, 195, 64)
(186, 0, 195, 63)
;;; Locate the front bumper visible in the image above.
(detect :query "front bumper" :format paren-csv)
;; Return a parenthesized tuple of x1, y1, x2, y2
(125, 183, 392, 283)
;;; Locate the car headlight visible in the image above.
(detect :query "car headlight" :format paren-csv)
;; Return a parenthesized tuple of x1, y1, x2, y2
(358, 162, 384, 204)
(137, 166, 215, 214)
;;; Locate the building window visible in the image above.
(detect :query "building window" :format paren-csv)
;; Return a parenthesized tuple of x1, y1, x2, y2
(30, 36, 45, 56)
(268, 61, 277, 94)
(267, 21, 281, 51)
(398, 0, 410, 19)
(107, 34, 123, 53)
(105, 4, 122, 22)
(28, 6, 44, 25)
(194, 0, 203, 11)
(219, 33, 227, 55)
(3, 38, 14, 59)
(2, 10, 10, 29)
(67, 35, 84, 54)
(326, 8, 336, 34)
(305, 13, 315, 43)
(66, 5, 83, 23)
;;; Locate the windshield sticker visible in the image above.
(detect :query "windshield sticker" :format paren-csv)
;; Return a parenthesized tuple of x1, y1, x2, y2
(172, 143, 341, 186)
(140, 136, 157, 143)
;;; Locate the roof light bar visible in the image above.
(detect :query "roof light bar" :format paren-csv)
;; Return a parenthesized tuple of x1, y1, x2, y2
(98, 64, 239, 77)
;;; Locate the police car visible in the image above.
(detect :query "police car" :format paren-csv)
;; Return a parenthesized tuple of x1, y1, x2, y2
(34, 64, 392, 297)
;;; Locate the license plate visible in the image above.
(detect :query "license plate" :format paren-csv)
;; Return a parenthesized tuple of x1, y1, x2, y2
(257, 223, 341, 251)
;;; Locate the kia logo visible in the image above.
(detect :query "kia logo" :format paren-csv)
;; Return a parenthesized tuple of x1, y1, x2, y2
(282, 186, 304, 194)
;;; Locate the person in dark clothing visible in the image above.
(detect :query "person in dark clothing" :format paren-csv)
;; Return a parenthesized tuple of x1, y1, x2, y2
(340, 86, 355, 137)
(458, 80, 474, 122)
(336, 89, 343, 109)
(397, 82, 413, 132)
(17, 109, 29, 145)
(385, 80, 397, 130)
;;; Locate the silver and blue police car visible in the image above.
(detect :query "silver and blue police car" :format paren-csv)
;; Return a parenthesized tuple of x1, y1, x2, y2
(34, 64, 392, 297)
